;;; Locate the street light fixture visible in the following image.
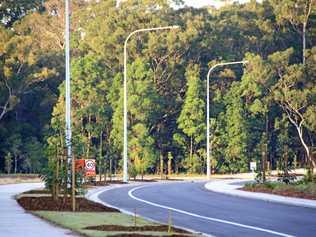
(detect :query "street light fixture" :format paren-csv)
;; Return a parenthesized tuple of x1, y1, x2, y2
(206, 60, 248, 180)
(123, 26, 180, 183)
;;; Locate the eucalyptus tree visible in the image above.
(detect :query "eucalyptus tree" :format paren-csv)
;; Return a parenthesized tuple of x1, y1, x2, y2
(269, 48, 316, 170)
(270, 0, 316, 64)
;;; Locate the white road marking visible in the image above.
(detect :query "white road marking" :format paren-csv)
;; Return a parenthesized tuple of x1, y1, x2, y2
(86, 184, 210, 236)
(128, 185, 295, 237)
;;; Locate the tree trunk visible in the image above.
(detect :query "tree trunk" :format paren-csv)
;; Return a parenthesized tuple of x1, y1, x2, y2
(52, 147, 59, 201)
(160, 153, 164, 180)
(103, 158, 107, 182)
(55, 155, 60, 199)
(109, 158, 112, 182)
(99, 132, 103, 182)
(63, 154, 68, 202)
(141, 167, 144, 181)
(86, 114, 92, 158)
(190, 136, 193, 173)
(284, 145, 289, 176)
(296, 125, 315, 170)
(303, 22, 306, 65)
(14, 155, 17, 174)
(71, 155, 76, 212)
(168, 157, 172, 177)
(261, 143, 266, 183)
(175, 157, 178, 174)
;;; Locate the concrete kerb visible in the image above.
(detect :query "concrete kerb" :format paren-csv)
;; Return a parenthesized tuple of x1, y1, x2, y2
(204, 179, 316, 209)
(85, 181, 209, 237)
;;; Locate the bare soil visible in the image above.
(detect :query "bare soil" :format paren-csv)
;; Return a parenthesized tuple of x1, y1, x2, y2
(130, 179, 157, 182)
(84, 180, 127, 187)
(17, 196, 120, 212)
(240, 187, 316, 200)
(84, 224, 190, 234)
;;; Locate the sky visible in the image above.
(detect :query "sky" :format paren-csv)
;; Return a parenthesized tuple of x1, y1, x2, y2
(182, 0, 257, 8)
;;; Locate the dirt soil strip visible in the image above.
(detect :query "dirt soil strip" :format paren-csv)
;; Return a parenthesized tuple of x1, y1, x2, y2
(84, 224, 190, 233)
(17, 196, 120, 212)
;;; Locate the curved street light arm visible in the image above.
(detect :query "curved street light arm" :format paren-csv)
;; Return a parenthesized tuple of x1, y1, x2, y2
(123, 26, 180, 183)
(206, 60, 248, 180)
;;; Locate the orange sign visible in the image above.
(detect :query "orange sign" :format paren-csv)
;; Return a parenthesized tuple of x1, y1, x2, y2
(75, 159, 85, 173)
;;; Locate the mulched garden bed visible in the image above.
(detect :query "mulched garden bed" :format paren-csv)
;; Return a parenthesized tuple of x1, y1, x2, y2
(17, 196, 120, 212)
(84, 224, 190, 234)
(240, 187, 316, 200)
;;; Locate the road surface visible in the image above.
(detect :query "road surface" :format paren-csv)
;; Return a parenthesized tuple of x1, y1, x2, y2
(98, 181, 316, 237)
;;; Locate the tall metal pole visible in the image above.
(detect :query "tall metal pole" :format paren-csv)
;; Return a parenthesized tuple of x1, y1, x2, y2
(123, 26, 179, 183)
(206, 61, 248, 180)
(65, 0, 75, 211)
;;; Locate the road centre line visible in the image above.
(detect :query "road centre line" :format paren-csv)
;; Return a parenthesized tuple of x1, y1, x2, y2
(128, 185, 295, 237)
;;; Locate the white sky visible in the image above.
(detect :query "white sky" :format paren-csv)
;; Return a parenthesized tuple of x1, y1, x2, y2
(182, 0, 257, 8)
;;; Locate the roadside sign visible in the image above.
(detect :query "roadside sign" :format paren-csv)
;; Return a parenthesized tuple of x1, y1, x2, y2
(75, 159, 96, 177)
(85, 159, 96, 177)
(250, 162, 256, 172)
(75, 159, 85, 173)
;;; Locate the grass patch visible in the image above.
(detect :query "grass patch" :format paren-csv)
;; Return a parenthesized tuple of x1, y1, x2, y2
(242, 181, 316, 200)
(33, 211, 196, 237)
(0, 173, 39, 177)
(0, 174, 42, 185)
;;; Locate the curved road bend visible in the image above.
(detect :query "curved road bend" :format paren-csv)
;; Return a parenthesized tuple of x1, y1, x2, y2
(98, 181, 316, 237)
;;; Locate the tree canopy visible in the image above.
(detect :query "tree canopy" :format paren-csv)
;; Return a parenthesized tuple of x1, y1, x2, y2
(0, 0, 315, 177)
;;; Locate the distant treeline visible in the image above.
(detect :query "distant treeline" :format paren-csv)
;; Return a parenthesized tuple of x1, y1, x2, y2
(0, 0, 315, 176)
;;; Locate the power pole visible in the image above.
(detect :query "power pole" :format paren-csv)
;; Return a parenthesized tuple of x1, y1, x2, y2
(65, 0, 75, 211)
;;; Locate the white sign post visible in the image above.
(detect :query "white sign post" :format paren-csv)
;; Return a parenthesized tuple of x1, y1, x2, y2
(250, 162, 257, 172)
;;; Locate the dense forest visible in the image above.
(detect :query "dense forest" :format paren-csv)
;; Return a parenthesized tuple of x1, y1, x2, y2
(0, 0, 315, 178)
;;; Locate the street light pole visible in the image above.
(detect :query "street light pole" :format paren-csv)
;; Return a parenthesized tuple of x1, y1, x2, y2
(206, 60, 248, 180)
(65, 0, 75, 211)
(123, 26, 179, 183)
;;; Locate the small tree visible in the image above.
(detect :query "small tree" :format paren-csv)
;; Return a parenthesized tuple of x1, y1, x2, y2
(4, 152, 12, 174)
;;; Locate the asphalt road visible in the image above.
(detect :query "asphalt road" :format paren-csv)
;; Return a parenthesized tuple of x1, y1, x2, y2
(98, 181, 316, 237)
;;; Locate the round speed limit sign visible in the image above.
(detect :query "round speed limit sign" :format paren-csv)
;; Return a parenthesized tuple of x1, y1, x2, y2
(85, 159, 95, 171)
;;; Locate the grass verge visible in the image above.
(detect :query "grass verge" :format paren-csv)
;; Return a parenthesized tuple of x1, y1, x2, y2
(0, 173, 42, 185)
(242, 181, 316, 200)
(33, 211, 197, 237)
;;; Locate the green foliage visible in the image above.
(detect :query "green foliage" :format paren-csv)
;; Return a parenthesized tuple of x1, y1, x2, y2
(177, 64, 205, 173)
(0, 0, 316, 178)
(4, 152, 12, 174)
(128, 163, 138, 181)
(178, 64, 205, 141)
(0, 0, 43, 27)
(112, 59, 160, 174)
